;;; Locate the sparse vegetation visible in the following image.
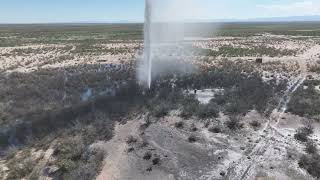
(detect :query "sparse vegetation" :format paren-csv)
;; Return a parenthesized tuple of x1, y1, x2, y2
(208, 126, 222, 133)
(175, 121, 184, 129)
(126, 136, 138, 144)
(299, 154, 320, 178)
(196, 103, 219, 119)
(288, 83, 320, 121)
(152, 157, 160, 165)
(151, 101, 171, 118)
(309, 65, 320, 73)
(250, 120, 261, 129)
(188, 135, 197, 143)
(226, 116, 243, 130)
(305, 142, 318, 154)
(1, 22, 320, 180)
(143, 152, 152, 160)
(197, 45, 297, 57)
(180, 95, 200, 119)
(294, 125, 314, 142)
(6, 149, 38, 180)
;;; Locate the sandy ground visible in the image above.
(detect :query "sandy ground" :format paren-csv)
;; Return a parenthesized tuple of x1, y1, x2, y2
(96, 116, 175, 180)
(95, 111, 319, 180)
(1, 34, 319, 74)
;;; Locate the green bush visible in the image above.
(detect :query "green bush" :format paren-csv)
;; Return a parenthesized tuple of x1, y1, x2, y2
(309, 65, 320, 73)
(175, 121, 184, 129)
(288, 85, 320, 118)
(194, 45, 297, 57)
(151, 101, 172, 118)
(294, 126, 314, 142)
(299, 154, 320, 178)
(196, 103, 219, 119)
(180, 95, 200, 119)
(54, 136, 85, 171)
(208, 126, 222, 133)
(250, 120, 261, 129)
(6, 150, 37, 180)
(226, 116, 243, 130)
(305, 142, 318, 154)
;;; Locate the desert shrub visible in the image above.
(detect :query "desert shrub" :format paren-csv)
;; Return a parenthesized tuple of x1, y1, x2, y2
(7, 158, 36, 180)
(231, 74, 273, 113)
(190, 123, 198, 131)
(180, 95, 200, 119)
(52, 133, 106, 180)
(188, 135, 197, 143)
(209, 72, 276, 116)
(194, 45, 296, 57)
(143, 152, 152, 160)
(61, 146, 105, 180)
(179, 60, 279, 117)
(305, 142, 318, 154)
(4, 146, 18, 160)
(126, 136, 138, 144)
(309, 65, 320, 73)
(54, 136, 85, 171)
(288, 85, 320, 118)
(151, 101, 171, 118)
(209, 126, 222, 133)
(225, 100, 249, 115)
(295, 134, 308, 143)
(196, 103, 219, 119)
(250, 120, 261, 129)
(299, 154, 320, 178)
(213, 95, 226, 105)
(6, 150, 37, 180)
(294, 126, 314, 142)
(152, 157, 161, 165)
(0, 133, 9, 147)
(175, 121, 184, 129)
(226, 116, 243, 130)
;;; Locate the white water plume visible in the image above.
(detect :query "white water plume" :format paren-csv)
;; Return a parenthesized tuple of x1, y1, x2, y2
(138, 0, 219, 88)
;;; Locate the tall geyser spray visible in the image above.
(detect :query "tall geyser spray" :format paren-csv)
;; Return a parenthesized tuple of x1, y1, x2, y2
(138, 0, 219, 88)
(145, 0, 152, 88)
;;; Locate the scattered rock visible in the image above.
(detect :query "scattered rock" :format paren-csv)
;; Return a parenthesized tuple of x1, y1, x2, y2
(220, 171, 226, 176)
(43, 165, 60, 177)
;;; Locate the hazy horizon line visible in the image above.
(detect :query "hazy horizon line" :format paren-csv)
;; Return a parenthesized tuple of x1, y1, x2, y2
(1, 15, 320, 25)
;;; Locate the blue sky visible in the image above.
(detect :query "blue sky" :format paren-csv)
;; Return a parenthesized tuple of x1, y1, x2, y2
(0, 0, 320, 23)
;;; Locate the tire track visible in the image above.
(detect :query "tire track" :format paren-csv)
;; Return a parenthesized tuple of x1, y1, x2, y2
(226, 61, 308, 180)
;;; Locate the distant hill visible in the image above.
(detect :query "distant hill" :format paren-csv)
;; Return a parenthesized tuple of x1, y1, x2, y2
(86, 15, 320, 24)
(237, 15, 320, 22)
(1, 15, 320, 25)
(195, 15, 320, 23)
